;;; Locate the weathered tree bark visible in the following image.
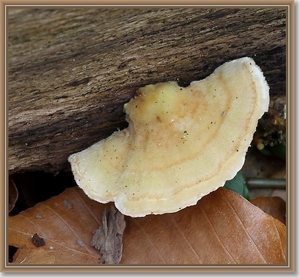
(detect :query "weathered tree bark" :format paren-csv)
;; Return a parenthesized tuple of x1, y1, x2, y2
(8, 7, 286, 174)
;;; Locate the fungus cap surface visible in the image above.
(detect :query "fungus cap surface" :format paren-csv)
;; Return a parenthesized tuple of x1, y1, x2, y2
(68, 57, 269, 217)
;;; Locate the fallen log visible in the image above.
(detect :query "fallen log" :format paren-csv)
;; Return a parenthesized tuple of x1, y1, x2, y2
(8, 7, 286, 173)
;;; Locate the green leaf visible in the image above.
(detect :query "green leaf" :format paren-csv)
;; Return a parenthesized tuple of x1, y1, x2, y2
(266, 143, 286, 161)
(224, 170, 250, 200)
(258, 143, 286, 161)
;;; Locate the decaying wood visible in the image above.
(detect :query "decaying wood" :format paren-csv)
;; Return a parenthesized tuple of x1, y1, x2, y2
(8, 7, 287, 173)
(91, 206, 126, 264)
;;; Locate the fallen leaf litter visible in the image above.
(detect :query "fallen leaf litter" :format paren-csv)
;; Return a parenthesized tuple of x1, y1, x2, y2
(91, 206, 126, 264)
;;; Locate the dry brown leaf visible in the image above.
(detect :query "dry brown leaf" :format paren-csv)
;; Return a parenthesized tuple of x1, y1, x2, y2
(8, 186, 286, 265)
(9, 186, 107, 264)
(251, 196, 286, 225)
(121, 188, 286, 264)
(13, 245, 55, 264)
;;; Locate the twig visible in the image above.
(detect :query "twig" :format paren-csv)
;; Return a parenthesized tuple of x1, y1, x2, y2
(245, 178, 286, 189)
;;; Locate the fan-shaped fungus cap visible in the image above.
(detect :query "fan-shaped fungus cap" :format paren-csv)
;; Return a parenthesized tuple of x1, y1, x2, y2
(68, 57, 269, 217)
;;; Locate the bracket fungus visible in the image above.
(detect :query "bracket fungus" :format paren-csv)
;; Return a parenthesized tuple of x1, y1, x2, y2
(68, 57, 269, 217)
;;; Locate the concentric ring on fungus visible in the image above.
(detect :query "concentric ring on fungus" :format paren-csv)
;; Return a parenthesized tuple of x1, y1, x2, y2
(68, 57, 269, 217)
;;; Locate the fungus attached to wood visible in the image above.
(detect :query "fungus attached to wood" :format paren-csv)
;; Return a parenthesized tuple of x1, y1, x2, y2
(68, 57, 269, 217)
